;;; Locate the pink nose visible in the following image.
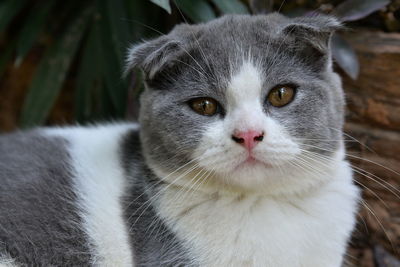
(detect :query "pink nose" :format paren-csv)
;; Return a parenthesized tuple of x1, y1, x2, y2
(232, 130, 264, 150)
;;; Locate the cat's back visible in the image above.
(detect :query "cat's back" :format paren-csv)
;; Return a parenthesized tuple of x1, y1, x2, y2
(0, 124, 137, 266)
(0, 129, 93, 265)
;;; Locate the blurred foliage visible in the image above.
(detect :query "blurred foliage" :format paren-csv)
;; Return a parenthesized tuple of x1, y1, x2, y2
(0, 0, 398, 128)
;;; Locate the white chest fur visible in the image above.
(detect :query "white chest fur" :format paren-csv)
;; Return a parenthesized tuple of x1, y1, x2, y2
(156, 161, 359, 267)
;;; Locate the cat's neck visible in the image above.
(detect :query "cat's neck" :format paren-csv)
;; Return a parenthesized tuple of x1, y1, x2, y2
(151, 159, 357, 267)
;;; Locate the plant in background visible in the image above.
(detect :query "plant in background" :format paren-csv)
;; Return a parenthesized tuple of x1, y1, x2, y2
(325, 0, 391, 79)
(0, 0, 394, 128)
(1, 0, 168, 127)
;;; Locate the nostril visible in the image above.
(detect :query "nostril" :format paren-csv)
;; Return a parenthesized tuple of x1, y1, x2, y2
(232, 135, 245, 144)
(232, 130, 264, 149)
(254, 134, 264, 142)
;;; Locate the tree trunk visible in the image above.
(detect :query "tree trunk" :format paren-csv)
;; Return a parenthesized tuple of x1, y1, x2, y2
(341, 30, 400, 266)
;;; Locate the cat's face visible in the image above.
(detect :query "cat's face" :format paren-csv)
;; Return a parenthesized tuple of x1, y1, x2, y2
(129, 14, 345, 195)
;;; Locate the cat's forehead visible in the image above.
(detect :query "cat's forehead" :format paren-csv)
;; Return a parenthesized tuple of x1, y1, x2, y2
(170, 14, 288, 68)
(172, 14, 287, 45)
(165, 14, 317, 87)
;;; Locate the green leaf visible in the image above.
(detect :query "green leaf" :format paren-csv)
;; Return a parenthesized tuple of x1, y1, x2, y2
(96, 0, 129, 116)
(174, 0, 216, 23)
(0, 0, 26, 33)
(125, 0, 149, 40)
(15, 1, 54, 66)
(97, 0, 130, 62)
(212, 0, 249, 14)
(0, 40, 15, 78)
(149, 0, 171, 14)
(331, 33, 359, 80)
(77, 18, 112, 123)
(334, 0, 390, 22)
(19, 8, 92, 128)
(74, 22, 103, 123)
(126, 0, 170, 39)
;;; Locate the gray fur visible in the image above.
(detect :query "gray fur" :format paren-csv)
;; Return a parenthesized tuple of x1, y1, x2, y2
(0, 131, 92, 265)
(121, 130, 192, 267)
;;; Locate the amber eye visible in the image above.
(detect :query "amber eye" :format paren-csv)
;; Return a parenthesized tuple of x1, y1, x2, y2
(267, 85, 295, 107)
(189, 98, 218, 116)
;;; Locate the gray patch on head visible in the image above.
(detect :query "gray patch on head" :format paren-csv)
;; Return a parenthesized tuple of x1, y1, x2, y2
(120, 130, 194, 266)
(0, 131, 92, 265)
(127, 13, 345, 172)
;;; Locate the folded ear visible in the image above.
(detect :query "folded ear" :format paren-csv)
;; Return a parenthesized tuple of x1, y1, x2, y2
(282, 15, 342, 70)
(125, 37, 185, 78)
(125, 23, 201, 79)
(283, 15, 342, 51)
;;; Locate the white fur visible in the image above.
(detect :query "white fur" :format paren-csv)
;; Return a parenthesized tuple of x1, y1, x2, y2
(0, 254, 18, 267)
(226, 60, 265, 131)
(44, 124, 137, 266)
(156, 157, 359, 267)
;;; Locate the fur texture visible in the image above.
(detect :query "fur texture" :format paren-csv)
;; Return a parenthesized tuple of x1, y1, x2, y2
(45, 125, 136, 266)
(0, 13, 359, 266)
(0, 131, 92, 265)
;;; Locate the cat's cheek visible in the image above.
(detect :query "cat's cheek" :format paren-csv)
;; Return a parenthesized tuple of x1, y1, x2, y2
(191, 119, 243, 169)
(252, 117, 302, 163)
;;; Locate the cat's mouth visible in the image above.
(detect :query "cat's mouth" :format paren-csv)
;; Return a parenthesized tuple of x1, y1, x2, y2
(234, 155, 274, 170)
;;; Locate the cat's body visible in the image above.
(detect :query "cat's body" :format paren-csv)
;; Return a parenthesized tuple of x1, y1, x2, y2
(0, 14, 359, 266)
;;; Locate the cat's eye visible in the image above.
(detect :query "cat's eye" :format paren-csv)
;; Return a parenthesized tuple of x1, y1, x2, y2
(189, 98, 219, 116)
(267, 85, 295, 107)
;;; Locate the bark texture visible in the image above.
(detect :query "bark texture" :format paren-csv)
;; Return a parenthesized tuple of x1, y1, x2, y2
(341, 30, 400, 267)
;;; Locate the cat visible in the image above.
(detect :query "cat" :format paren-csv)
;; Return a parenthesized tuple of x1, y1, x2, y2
(0, 13, 360, 266)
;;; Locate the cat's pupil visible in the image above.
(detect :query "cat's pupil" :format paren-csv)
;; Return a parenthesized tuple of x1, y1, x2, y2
(278, 88, 283, 99)
(267, 85, 295, 107)
(189, 97, 218, 116)
(202, 101, 208, 111)
(202, 100, 214, 114)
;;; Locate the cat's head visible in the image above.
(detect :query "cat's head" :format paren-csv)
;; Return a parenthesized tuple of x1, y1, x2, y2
(127, 14, 345, 195)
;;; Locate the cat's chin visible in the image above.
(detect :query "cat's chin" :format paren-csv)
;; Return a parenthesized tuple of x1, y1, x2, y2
(233, 157, 275, 171)
(207, 155, 345, 195)
(216, 161, 298, 192)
